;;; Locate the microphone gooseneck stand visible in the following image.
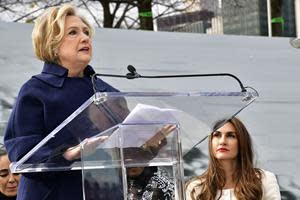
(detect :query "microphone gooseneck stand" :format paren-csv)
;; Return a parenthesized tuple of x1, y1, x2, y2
(91, 65, 250, 94)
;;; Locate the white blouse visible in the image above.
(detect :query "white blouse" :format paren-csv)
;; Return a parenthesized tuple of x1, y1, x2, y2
(216, 189, 235, 200)
(185, 169, 281, 200)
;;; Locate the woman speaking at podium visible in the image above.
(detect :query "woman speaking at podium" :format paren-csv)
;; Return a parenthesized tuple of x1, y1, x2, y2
(4, 4, 124, 200)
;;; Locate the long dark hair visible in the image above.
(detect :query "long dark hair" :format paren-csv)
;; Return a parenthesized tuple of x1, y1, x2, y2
(188, 117, 262, 200)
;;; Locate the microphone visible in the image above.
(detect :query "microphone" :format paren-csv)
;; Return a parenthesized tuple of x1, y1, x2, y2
(127, 65, 136, 74)
(126, 65, 141, 79)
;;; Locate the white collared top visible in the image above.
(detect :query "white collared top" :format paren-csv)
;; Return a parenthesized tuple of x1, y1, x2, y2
(185, 169, 281, 200)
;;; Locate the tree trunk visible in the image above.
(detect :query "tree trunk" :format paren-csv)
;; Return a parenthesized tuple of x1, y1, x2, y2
(137, 0, 154, 30)
(100, 0, 114, 28)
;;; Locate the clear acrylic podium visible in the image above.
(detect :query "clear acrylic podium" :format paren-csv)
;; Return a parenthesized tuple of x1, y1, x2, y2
(10, 91, 257, 200)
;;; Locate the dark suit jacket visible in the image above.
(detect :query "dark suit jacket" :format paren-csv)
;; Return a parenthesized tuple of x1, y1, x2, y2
(4, 62, 127, 200)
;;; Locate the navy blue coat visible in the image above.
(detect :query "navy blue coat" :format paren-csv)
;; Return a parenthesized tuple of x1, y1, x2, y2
(4, 62, 125, 200)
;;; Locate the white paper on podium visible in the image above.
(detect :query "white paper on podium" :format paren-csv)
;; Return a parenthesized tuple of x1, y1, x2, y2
(99, 103, 179, 148)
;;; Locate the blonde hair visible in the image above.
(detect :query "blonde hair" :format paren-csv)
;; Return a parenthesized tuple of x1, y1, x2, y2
(32, 4, 94, 63)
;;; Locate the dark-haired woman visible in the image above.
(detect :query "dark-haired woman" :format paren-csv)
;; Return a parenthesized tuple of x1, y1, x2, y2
(185, 117, 281, 200)
(0, 150, 20, 200)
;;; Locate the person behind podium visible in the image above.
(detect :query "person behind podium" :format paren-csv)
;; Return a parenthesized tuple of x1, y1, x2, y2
(185, 117, 281, 200)
(0, 148, 20, 200)
(4, 4, 124, 200)
(127, 166, 175, 200)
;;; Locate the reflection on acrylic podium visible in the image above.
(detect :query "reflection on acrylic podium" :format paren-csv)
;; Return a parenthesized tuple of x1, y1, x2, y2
(10, 91, 257, 200)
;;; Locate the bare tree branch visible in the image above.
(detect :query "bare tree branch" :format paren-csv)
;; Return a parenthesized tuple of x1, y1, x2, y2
(154, 0, 197, 12)
(114, 3, 132, 28)
(79, 0, 101, 27)
(0, 4, 17, 13)
(124, 15, 139, 29)
(153, 6, 173, 20)
(13, 0, 72, 22)
(111, 2, 121, 19)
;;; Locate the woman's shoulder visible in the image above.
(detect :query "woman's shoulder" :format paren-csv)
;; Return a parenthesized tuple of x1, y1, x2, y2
(260, 169, 277, 183)
(19, 74, 49, 91)
(259, 169, 281, 200)
(185, 177, 204, 194)
(185, 177, 204, 200)
(14, 77, 49, 103)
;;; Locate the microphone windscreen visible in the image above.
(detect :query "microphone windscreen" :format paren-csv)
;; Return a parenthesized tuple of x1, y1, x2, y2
(127, 65, 136, 73)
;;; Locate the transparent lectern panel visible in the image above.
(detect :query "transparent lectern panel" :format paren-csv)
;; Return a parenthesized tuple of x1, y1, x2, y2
(121, 123, 179, 167)
(11, 91, 257, 176)
(92, 91, 257, 156)
(11, 95, 129, 173)
(81, 123, 182, 200)
(121, 123, 183, 200)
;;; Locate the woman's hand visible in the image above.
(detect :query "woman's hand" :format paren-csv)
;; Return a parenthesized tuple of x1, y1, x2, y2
(142, 124, 176, 151)
(63, 136, 109, 161)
